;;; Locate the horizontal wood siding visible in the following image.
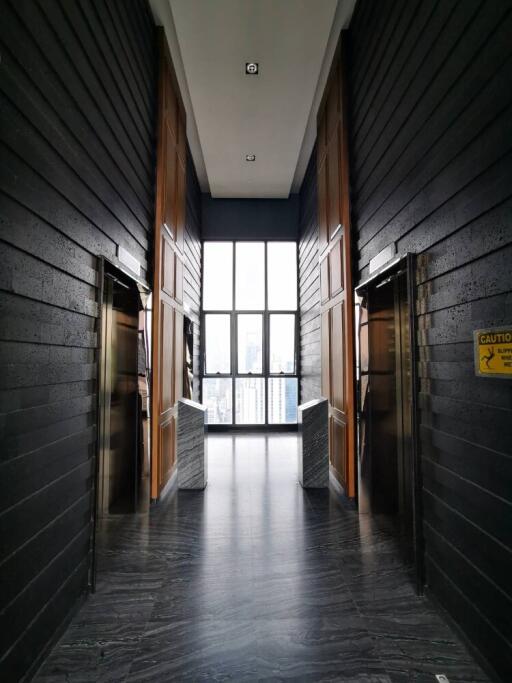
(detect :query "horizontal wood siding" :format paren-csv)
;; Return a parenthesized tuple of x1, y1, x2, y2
(0, 0, 156, 679)
(185, 147, 202, 402)
(348, 1, 512, 679)
(299, 149, 321, 402)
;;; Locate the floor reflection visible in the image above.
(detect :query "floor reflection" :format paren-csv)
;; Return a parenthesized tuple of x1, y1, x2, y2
(35, 433, 488, 682)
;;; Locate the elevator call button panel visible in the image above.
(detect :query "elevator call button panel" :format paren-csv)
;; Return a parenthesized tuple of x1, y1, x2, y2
(474, 327, 512, 378)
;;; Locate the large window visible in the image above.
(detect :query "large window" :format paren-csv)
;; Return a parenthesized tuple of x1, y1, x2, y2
(202, 241, 298, 425)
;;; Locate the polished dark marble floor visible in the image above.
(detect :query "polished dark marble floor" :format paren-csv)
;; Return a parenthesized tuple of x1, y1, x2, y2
(35, 434, 488, 682)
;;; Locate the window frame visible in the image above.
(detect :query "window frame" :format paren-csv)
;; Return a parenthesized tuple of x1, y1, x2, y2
(266, 241, 299, 311)
(203, 312, 232, 375)
(201, 240, 299, 427)
(268, 312, 298, 376)
(236, 312, 264, 376)
(202, 241, 234, 311)
(235, 241, 266, 311)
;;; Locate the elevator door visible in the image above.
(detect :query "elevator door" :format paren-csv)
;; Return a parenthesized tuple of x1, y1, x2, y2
(357, 258, 420, 582)
(98, 273, 140, 516)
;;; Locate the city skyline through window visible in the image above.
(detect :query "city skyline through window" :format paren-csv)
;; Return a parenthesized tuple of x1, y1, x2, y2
(202, 241, 298, 425)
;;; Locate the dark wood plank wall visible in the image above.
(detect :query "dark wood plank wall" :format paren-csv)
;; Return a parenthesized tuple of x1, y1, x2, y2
(184, 147, 202, 402)
(298, 149, 321, 403)
(0, 0, 156, 679)
(348, 0, 512, 679)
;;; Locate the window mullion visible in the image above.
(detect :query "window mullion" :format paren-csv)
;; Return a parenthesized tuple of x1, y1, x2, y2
(232, 242, 236, 421)
(263, 243, 268, 426)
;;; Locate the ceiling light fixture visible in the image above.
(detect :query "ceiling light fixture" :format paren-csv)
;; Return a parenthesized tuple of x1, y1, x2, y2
(245, 62, 259, 75)
(246, 154, 256, 162)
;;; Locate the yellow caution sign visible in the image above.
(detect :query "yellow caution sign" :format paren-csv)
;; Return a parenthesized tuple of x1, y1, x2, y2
(474, 327, 512, 378)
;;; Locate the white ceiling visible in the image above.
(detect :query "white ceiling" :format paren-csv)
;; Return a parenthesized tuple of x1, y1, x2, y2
(150, 0, 356, 198)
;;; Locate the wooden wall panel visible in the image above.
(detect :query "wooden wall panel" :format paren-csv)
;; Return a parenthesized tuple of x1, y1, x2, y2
(151, 28, 188, 499)
(163, 129, 178, 235)
(320, 257, 330, 304)
(317, 158, 329, 254)
(164, 72, 178, 142)
(330, 302, 345, 412)
(162, 236, 175, 299)
(330, 415, 347, 488)
(315, 34, 356, 497)
(160, 417, 175, 486)
(327, 131, 342, 238)
(321, 310, 331, 400)
(176, 158, 186, 252)
(175, 257, 184, 305)
(329, 239, 343, 297)
(348, 1, 512, 679)
(326, 62, 340, 139)
(160, 302, 175, 413)
(0, 1, 156, 680)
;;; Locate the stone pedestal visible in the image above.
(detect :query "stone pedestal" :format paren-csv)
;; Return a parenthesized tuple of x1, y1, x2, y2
(298, 398, 329, 488)
(177, 399, 207, 490)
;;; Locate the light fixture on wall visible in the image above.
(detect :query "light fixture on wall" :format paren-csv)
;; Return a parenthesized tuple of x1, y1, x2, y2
(245, 154, 256, 162)
(245, 62, 258, 75)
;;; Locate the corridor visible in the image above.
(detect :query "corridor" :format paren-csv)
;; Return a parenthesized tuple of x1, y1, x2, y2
(35, 434, 487, 682)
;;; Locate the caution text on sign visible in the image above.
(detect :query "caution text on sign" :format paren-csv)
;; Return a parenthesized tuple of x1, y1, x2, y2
(474, 327, 512, 378)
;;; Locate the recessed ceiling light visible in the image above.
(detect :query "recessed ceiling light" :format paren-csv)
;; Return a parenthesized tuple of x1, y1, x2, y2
(246, 154, 256, 162)
(245, 62, 258, 75)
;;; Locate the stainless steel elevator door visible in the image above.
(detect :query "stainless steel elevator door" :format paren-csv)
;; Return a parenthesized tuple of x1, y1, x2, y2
(98, 275, 139, 516)
(357, 265, 416, 566)
(369, 276, 400, 515)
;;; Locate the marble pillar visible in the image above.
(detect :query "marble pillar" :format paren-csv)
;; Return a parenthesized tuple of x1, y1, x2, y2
(177, 399, 207, 490)
(298, 398, 329, 488)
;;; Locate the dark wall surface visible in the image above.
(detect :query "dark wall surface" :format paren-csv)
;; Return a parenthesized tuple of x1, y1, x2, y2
(201, 194, 299, 241)
(0, 0, 156, 679)
(348, 0, 512, 679)
(184, 148, 202, 402)
(298, 150, 321, 403)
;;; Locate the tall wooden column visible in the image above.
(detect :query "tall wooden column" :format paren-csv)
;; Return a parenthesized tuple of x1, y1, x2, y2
(151, 29, 187, 499)
(317, 33, 356, 498)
